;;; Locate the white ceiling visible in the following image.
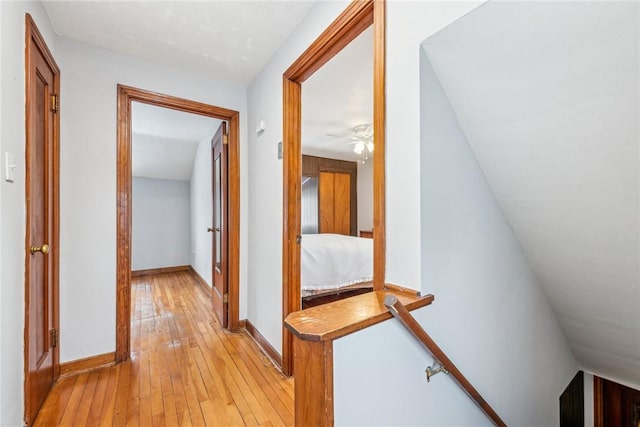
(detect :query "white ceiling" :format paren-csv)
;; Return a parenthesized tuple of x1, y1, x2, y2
(423, 2, 639, 386)
(42, 1, 315, 85)
(302, 27, 373, 161)
(132, 102, 221, 181)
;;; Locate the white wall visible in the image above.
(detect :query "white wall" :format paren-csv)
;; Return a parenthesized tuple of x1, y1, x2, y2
(190, 137, 213, 286)
(356, 159, 373, 231)
(385, 1, 485, 289)
(57, 37, 248, 362)
(0, 2, 57, 425)
(334, 43, 579, 427)
(132, 177, 191, 271)
(247, 0, 352, 353)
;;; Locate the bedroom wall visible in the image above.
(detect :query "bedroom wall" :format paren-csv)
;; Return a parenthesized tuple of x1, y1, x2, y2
(132, 177, 191, 271)
(190, 137, 213, 287)
(356, 159, 373, 231)
(0, 2, 58, 425)
(57, 37, 248, 362)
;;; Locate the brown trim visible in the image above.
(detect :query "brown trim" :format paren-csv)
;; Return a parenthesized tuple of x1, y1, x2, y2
(24, 13, 61, 425)
(116, 85, 241, 363)
(593, 375, 603, 427)
(372, 0, 386, 291)
(131, 265, 190, 278)
(245, 320, 283, 369)
(188, 266, 212, 296)
(294, 339, 334, 427)
(59, 352, 116, 377)
(384, 283, 421, 297)
(282, 0, 385, 376)
(285, 290, 433, 342)
(238, 319, 247, 329)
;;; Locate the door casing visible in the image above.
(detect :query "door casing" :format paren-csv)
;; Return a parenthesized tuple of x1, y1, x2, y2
(281, 0, 386, 376)
(115, 85, 241, 362)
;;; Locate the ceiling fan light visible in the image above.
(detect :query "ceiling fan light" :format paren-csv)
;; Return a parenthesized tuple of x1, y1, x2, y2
(353, 141, 364, 154)
(366, 141, 374, 153)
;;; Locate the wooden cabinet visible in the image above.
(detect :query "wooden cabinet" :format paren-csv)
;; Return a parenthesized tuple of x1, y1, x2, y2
(319, 171, 351, 235)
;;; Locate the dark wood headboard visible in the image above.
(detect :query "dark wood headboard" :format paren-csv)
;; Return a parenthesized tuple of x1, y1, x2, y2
(302, 155, 357, 236)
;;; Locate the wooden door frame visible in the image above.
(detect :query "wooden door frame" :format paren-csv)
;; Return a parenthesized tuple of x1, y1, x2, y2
(116, 85, 241, 362)
(24, 13, 61, 424)
(282, 0, 386, 376)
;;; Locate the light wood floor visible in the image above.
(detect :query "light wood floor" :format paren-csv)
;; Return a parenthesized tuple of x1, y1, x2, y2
(34, 271, 294, 426)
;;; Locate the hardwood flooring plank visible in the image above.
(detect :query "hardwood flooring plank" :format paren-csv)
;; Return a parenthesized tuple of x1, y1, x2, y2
(34, 270, 294, 426)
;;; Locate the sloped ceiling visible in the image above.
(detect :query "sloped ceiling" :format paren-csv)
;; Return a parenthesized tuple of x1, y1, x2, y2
(42, 1, 315, 85)
(132, 102, 221, 181)
(302, 27, 373, 160)
(423, 2, 639, 386)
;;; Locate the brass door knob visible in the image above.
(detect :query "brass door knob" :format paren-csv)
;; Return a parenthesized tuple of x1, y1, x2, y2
(30, 243, 49, 254)
(207, 228, 214, 232)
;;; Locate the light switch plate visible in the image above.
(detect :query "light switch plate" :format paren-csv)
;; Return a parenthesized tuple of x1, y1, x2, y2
(277, 141, 283, 160)
(4, 152, 16, 183)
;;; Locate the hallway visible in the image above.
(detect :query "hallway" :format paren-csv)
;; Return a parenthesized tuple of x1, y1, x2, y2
(34, 271, 294, 426)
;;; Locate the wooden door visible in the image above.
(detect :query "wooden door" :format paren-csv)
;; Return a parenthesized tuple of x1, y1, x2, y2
(25, 14, 60, 425)
(211, 122, 228, 327)
(319, 171, 351, 235)
(596, 376, 640, 427)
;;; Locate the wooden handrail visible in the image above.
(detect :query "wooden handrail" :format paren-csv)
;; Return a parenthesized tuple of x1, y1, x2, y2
(384, 295, 507, 427)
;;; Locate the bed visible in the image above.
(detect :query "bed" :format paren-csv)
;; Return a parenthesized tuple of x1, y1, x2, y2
(301, 233, 374, 308)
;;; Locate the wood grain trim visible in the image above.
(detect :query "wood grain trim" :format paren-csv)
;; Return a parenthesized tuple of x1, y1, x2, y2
(372, 0, 386, 291)
(24, 13, 61, 425)
(284, 1, 373, 83)
(188, 266, 212, 296)
(59, 352, 116, 377)
(285, 290, 433, 342)
(116, 85, 241, 362)
(131, 265, 190, 278)
(385, 296, 506, 427)
(282, 0, 385, 377)
(384, 283, 420, 297)
(593, 375, 603, 427)
(294, 339, 334, 427)
(245, 320, 283, 369)
(282, 77, 302, 376)
(227, 112, 241, 332)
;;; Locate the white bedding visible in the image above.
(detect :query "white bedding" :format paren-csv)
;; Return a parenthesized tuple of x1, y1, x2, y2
(301, 233, 373, 292)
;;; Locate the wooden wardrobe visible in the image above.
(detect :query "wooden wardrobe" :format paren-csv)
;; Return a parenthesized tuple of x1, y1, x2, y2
(302, 155, 357, 236)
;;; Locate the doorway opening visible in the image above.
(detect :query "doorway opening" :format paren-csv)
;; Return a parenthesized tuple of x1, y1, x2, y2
(116, 85, 241, 363)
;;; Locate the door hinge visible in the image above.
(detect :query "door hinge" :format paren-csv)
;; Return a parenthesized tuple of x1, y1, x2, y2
(50, 328, 58, 348)
(222, 133, 229, 145)
(51, 94, 59, 113)
(223, 293, 229, 304)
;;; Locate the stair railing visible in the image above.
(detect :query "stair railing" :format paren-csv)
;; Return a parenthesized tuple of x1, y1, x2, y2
(384, 294, 507, 427)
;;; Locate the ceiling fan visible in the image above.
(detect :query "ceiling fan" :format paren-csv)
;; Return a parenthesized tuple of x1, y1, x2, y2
(328, 123, 374, 163)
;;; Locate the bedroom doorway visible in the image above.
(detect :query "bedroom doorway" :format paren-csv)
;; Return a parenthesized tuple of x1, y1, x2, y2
(116, 85, 241, 363)
(281, 0, 386, 376)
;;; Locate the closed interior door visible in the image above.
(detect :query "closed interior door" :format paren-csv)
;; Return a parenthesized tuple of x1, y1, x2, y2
(25, 15, 59, 425)
(211, 122, 228, 327)
(319, 171, 351, 235)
